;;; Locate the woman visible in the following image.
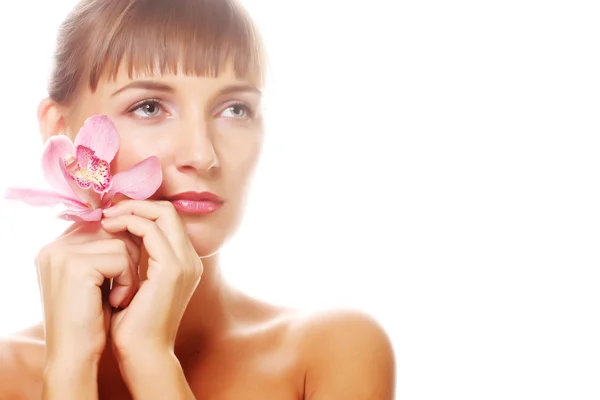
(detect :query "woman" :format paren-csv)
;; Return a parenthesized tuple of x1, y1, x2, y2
(0, 0, 395, 398)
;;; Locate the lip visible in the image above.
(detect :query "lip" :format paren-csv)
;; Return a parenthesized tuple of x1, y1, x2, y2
(166, 191, 224, 215)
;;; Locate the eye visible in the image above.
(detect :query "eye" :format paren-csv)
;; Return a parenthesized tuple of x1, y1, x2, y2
(129, 99, 165, 119)
(220, 102, 254, 119)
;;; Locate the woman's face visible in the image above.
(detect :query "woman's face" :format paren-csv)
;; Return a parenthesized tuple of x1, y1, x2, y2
(61, 62, 264, 256)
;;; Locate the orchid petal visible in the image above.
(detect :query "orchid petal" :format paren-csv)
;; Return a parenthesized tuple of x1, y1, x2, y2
(58, 208, 103, 222)
(41, 135, 76, 196)
(73, 115, 120, 163)
(4, 188, 87, 209)
(103, 156, 163, 203)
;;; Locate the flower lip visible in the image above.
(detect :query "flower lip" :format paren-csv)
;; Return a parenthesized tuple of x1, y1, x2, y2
(166, 191, 224, 203)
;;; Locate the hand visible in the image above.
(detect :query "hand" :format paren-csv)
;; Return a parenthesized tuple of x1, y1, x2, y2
(101, 200, 203, 362)
(36, 222, 140, 364)
(36, 222, 140, 398)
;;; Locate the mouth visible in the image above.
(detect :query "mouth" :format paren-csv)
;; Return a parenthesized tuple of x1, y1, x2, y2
(166, 191, 225, 215)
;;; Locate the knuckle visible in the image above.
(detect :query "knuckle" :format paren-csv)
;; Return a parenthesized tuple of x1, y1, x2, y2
(35, 245, 51, 268)
(36, 243, 64, 271)
(189, 257, 203, 277)
(184, 261, 202, 282)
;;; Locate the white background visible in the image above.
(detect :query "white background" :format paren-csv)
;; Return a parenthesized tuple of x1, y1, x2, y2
(1, 1, 599, 398)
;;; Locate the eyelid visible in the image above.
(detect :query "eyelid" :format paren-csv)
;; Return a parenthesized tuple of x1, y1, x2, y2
(127, 98, 165, 113)
(218, 101, 256, 119)
(126, 98, 174, 121)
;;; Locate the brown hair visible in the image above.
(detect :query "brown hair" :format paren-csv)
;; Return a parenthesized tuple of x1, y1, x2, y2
(49, 0, 267, 105)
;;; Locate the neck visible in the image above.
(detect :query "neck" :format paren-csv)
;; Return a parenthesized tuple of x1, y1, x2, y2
(179, 253, 234, 339)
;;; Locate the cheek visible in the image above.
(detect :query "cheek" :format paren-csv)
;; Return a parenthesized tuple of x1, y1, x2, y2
(224, 137, 262, 182)
(110, 128, 173, 174)
(111, 138, 164, 174)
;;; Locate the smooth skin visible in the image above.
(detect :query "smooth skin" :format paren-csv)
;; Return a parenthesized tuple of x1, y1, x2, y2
(0, 63, 396, 399)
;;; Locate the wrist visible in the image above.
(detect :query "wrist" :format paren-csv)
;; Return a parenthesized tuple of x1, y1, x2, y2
(117, 347, 175, 379)
(112, 340, 170, 366)
(118, 351, 194, 399)
(43, 358, 99, 400)
(45, 349, 102, 368)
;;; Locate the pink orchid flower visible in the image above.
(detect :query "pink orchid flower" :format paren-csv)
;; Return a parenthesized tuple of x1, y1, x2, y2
(5, 115, 162, 221)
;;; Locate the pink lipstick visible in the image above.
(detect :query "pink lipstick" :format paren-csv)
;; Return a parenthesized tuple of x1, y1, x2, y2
(167, 191, 224, 215)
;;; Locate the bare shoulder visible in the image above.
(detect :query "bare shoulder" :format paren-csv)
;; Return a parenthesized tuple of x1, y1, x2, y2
(0, 330, 44, 399)
(289, 308, 396, 400)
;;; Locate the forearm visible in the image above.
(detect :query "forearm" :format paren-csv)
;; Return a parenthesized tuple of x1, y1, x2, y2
(42, 359, 99, 400)
(119, 351, 195, 399)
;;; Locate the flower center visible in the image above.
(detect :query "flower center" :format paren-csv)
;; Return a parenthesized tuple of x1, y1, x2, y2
(64, 147, 112, 193)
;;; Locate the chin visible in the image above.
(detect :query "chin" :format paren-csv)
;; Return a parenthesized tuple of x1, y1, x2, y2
(189, 236, 223, 258)
(184, 220, 237, 258)
(177, 200, 245, 257)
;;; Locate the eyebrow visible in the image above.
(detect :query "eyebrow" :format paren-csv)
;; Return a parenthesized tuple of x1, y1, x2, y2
(111, 80, 262, 97)
(111, 81, 174, 96)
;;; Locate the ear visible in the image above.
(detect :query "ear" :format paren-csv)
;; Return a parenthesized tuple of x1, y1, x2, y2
(37, 97, 66, 144)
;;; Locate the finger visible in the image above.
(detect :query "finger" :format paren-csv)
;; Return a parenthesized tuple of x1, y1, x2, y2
(42, 240, 135, 283)
(74, 238, 139, 268)
(103, 200, 186, 243)
(74, 239, 139, 289)
(98, 254, 135, 309)
(109, 232, 142, 269)
(101, 215, 175, 263)
(104, 200, 177, 223)
(70, 252, 133, 288)
(71, 246, 137, 309)
(109, 279, 138, 309)
(60, 221, 140, 253)
(77, 240, 141, 308)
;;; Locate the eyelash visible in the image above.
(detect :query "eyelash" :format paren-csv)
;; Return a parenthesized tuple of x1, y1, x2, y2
(225, 102, 256, 119)
(127, 99, 255, 120)
(127, 98, 165, 118)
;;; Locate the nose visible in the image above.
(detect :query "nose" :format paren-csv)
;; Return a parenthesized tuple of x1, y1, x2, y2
(173, 118, 220, 175)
